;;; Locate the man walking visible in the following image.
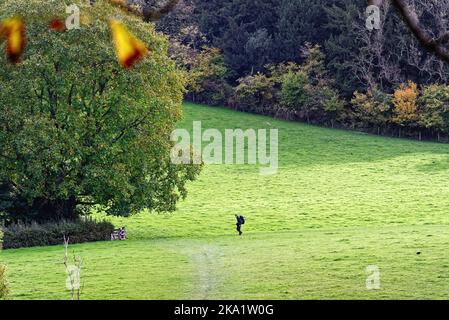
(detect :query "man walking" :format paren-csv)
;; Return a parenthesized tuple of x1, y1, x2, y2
(235, 214, 245, 236)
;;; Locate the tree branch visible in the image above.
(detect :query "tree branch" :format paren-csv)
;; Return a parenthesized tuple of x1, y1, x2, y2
(369, 0, 449, 63)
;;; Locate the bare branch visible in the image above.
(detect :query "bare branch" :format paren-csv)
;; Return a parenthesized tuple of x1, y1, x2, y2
(369, 0, 449, 63)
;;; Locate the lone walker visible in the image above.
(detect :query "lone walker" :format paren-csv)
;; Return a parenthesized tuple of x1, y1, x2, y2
(235, 214, 245, 236)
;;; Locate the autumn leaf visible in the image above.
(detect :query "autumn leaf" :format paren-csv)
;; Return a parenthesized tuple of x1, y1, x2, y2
(0, 17, 26, 63)
(48, 19, 66, 32)
(110, 20, 148, 69)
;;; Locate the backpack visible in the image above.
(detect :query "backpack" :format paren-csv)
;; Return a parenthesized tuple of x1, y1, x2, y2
(239, 215, 245, 225)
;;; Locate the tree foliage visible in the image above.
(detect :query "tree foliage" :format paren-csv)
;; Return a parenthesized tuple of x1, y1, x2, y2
(352, 88, 392, 131)
(233, 73, 277, 114)
(418, 85, 449, 134)
(393, 81, 419, 127)
(280, 70, 309, 112)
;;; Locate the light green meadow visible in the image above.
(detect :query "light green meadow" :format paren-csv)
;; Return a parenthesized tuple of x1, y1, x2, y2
(2, 102, 449, 299)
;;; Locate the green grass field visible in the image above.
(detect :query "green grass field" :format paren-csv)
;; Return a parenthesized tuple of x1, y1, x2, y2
(2, 102, 449, 299)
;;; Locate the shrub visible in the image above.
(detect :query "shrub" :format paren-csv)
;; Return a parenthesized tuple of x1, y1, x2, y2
(172, 44, 230, 105)
(0, 265, 8, 300)
(418, 84, 449, 139)
(321, 87, 345, 128)
(280, 71, 310, 111)
(194, 77, 233, 106)
(2, 218, 115, 249)
(277, 44, 345, 125)
(233, 73, 277, 114)
(280, 72, 345, 125)
(352, 88, 393, 134)
(393, 82, 419, 127)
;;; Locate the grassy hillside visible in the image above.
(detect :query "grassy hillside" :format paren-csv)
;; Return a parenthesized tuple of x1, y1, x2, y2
(2, 102, 449, 299)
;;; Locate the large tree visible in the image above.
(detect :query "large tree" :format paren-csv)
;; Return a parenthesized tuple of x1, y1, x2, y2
(0, 0, 201, 223)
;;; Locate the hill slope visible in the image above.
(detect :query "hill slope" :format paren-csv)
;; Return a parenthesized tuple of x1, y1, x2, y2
(102, 102, 449, 239)
(2, 102, 449, 299)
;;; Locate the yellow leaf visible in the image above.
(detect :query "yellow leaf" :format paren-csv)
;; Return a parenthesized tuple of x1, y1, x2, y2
(110, 20, 148, 69)
(0, 17, 25, 64)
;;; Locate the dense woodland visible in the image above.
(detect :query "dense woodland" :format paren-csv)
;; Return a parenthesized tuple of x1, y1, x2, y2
(155, 0, 449, 141)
